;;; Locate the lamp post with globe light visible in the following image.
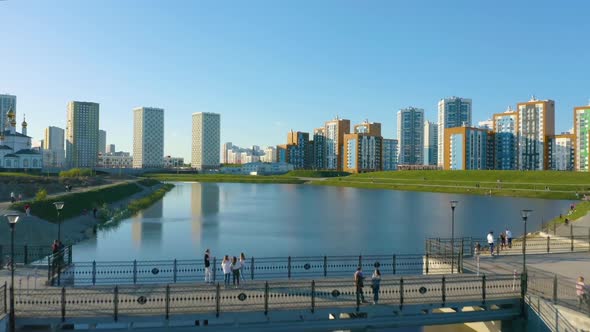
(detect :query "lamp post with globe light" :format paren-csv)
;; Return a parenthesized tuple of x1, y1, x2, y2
(5, 213, 20, 332)
(53, 202, 64, 242)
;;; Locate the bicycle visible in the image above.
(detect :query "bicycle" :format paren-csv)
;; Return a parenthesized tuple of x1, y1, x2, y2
(3, 255, 14, 271)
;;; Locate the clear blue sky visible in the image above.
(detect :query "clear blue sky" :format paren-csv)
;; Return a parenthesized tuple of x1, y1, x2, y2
(1, 0, 589, 159)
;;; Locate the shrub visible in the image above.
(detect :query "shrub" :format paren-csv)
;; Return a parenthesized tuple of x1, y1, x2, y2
(59, 168, 93, 178)
(35, 188, 48, 201)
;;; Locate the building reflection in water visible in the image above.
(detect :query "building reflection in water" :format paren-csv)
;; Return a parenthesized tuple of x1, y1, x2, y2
(131, 199, 164, 249)
(191, 182, 220, 241)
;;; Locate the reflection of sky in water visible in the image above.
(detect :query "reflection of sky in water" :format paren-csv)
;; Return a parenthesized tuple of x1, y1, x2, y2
(73, 182, 572, 262)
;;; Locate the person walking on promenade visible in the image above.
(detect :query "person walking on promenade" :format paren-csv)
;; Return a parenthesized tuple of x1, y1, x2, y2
(10, 192, 15, 203)
(474, 242, 481, 276)
(500, 232, 506, 251)
(24, 203, 31, 216)
(371, 268, 381, 304)
(505, 228, 513, 249)
(576, 276, 589, 310)
(231, 256, 240, 288)
(354, 267, 366, 303)
(487, 231, 495, 256)
(239, 253, 246, 283)
(204, 249, 212, 284)
(222, 255, 232, 287)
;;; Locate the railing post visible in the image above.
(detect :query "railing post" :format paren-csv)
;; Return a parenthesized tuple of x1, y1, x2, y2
(0, 246, 3, 269)
(114, 286, 119, 322)
(442, 276, 446, 306)
(213, 257, 217, 282)
(547, 236, 550, 253)
(133, 260, 138, 284)
(425, 254, 429, 275)
(400, 278, 404, 309)
(358, 255, 362, 268)
(323, 256, 327, 278)
(215, 283, 220, 318)
(552, 275, 558, 304)
(61, 287, 66, 322)
(311, 280, 315, 313)
(288, 256, 292, 279)
(250, 257, 254, 281)
(68, 245, 72, 265)
(24, 245, 28, 265)
(173, 259, 177, 284)
(264, 281, 269, 315)
(392, 255, 396, 275)
(165, 284, 170, 320)
(92, 260, 97, 286)
(47, 255, 51, 283)
(482, 275, 486, 304)
(571, 224, 574, 252)
(4, 281, 7, 314)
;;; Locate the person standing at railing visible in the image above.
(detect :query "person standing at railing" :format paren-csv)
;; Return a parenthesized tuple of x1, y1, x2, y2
(487, 231, 495, 256)
(371, 268, 381, 305)
(474, 242, 481, 276)
(576, 276, 589, 310)
(500, 232, 506, 251)
(505, 228, 513, 249)
(354, 267, 366, 303)
(204, 249, 212, 284)
(222, 255, 231, 287)
(231, 256, 240, 288)
(239, 253, 246, 283)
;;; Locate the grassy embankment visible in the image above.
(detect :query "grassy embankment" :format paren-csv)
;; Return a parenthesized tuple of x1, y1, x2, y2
(283, 170, 350, 178)
(11, 182, 144, 222)
(311, 170, 590, 200)
(142, 173, 305, 184)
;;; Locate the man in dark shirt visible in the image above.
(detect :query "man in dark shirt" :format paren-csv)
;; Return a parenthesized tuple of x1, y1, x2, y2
(204, 249, 212, 283)
(354, 267, 366, 303)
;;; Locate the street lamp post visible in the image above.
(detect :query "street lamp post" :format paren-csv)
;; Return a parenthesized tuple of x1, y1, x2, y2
(450, 200, 458, 274)
(5, 213, 21, 332)
(521, 209, 532, 273)
(53, 202, 65, 242)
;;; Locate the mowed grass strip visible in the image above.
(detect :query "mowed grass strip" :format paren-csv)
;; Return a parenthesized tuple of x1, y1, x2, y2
(143, 173, 305, 184)
(11, 183, 143, 222)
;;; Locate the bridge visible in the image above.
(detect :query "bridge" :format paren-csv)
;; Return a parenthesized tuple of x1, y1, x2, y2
(1, 231, 590, 331)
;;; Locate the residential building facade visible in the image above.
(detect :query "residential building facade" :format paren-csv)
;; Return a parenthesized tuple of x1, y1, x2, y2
(444, 126, 491, 170)
(549, 134, 574, 171)
(43, 126, 65, 168)
(423, 121, 438, 165)
(98, 151, 133, 168)
(312, 127, 326, 169)
(382, 138, 399, 171)
(133, 107, 164, 168)
(286, 131, 312, 169)
(437, 97, 472, 166)
(397, 107, 424, 165)
(493, 108, 519, 170)
(574, 105, 590, 171)
(517, 98, 555, 170)
(191, 112, 220, 170)
(66, 101, 100, 168)
(343, 133, 382, 173)
(163, 156, 184, 168)
(98, 130, 106, 155)
(324, 118, 350, 170)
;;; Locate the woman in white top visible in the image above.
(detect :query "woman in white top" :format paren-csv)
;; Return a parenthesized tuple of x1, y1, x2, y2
(239, 253, 246, 282)
(221, 255, 232, 286)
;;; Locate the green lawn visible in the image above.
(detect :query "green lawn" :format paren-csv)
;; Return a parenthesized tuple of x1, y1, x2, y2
(283, 170, 351, 178)
(311, 170, 590, 200)
(142, 173, 305, 184)
(11, 183, 143, 222)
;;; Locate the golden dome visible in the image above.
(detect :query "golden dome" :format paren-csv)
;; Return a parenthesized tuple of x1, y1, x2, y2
(7, 107, 15, 119)
(22, 115, 27, 127)
(10, 119, 17, 126)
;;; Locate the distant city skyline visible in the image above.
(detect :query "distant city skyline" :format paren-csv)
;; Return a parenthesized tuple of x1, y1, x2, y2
(2, 1, 589, 160)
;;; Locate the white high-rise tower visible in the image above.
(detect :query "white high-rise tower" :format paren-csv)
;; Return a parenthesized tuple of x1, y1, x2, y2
(437, 97, 472, 166)
(133, 107, 164, 168)
(66, 101, 100, 168)
(191, 112, 220, 170)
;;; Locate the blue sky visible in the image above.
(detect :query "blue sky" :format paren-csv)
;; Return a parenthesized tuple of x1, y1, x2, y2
(1, 0, 589, 159)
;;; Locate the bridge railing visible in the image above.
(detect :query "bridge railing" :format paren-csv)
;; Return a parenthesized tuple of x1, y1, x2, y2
(426, 234, 590, 258)
(14, 273, 522, 321)
(53, 254, 461, 286)
(0, 245, 55, 268)
(1, 281, 6, 315)
(526, 269, 590, 317)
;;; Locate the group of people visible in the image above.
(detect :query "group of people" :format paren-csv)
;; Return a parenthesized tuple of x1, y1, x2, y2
(203, 249, 247, 287)
(354, 266, 381, 305)
(9, 192, 22, 203)
(484, 228, 513, 256)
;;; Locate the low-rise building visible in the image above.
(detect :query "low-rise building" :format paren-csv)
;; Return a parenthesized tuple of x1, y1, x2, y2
(98, 152, 133, 168)
(163, 156, 184, 168)
(220, 162, 294, 175)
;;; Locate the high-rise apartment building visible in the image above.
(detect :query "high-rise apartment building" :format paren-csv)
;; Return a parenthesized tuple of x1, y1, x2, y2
(397, 107, 424, 165)
(262, 146, 277, 163)
(444, 126, 492, 170)
(313, 127, 326, 169)
(354, 120, 381, 136)
(548, 134, 574, 171)
(343, 121, 383, 173)
(574, 105, 590, 171)
(133, 107, 164, 168)
(191, 112, 220, 170)
(43, 126, 65, 168)
(517, 98, 555, 170)
(98, 130, 107, 155)
(324, 118, 350, 170)
(423, 121, 438, 166)
(437, 97, 472, 166)
(0, 94, 16, 132)
(222, 142, 233, 164)
(66, 101, 100, 168)
(493, 108, 519, 170)
(286, 131, 312, 169)
(382, 139, 399, 171)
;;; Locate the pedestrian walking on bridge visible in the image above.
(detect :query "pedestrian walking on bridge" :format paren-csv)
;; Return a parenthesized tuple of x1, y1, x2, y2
(222, 255, 231, 287)
(576, 276, 589, 311)
(505, 228, 513, 249)
(487, 231, 495, 256)
(204, 249, 212, 283)
(371, 268, 381, 304)
(354, 267, 366, 304)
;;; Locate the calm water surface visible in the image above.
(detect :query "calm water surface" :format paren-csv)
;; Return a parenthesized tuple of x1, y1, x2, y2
(72, 182, 571, 261)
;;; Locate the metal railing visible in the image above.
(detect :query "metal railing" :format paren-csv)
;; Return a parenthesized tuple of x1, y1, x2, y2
(14, 274, 522, 321)
(426, 234, 590, 257)
(54, 254, 461, 286)
(1, 282, 6, 315)
(526, 294, 577, 332)
(527, 268, 590, 317)
(45, 246, 73, 286)
(0, 245, 55, 268)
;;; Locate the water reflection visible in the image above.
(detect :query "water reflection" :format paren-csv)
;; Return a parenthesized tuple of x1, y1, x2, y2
(132, 200, 164, 249)
(190, 183, 220, 241)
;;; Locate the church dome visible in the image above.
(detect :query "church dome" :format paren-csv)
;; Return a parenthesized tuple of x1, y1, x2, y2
(22, 116, 27, 127)
(7, 107, 15, 119)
